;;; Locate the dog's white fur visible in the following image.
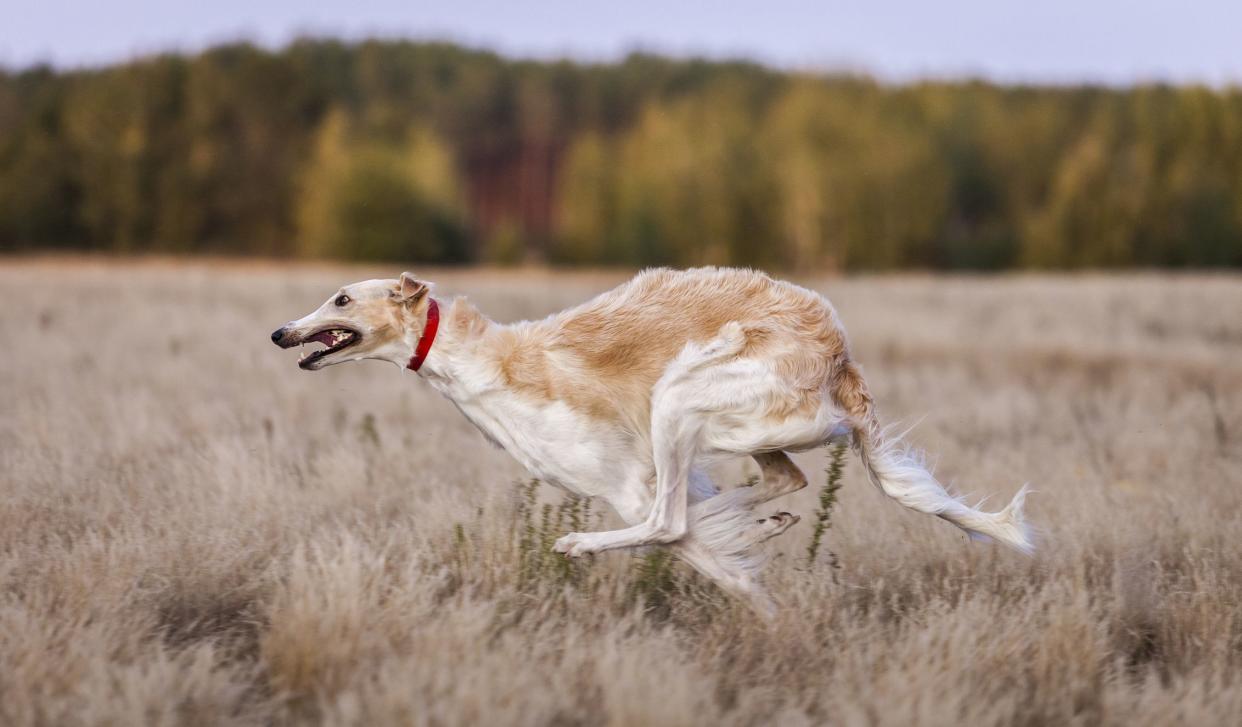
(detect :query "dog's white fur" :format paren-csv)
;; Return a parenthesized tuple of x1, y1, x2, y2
(273, 267, 1032, 614)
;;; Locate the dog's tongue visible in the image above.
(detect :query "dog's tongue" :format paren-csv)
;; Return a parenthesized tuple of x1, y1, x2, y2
(307, 330, 337, 346)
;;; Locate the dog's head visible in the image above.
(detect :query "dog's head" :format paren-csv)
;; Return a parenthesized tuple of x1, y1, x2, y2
(271, 272, 433, 370)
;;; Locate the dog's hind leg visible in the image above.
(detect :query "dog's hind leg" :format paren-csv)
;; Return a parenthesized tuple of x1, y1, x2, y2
(670, 539, 777, 618)
(684, 450, 811, 529)
(669, 509, 800, 618)
(748, 451, 809, 504)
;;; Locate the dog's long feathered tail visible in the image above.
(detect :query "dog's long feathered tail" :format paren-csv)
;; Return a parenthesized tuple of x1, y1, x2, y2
(835, 360, 1034, 554)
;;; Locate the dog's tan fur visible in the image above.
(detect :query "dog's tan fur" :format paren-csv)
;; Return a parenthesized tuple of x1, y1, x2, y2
(439, 267, 860, 436)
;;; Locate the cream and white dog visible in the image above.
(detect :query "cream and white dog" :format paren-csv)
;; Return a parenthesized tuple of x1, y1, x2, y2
(272, 267, 1032, 613)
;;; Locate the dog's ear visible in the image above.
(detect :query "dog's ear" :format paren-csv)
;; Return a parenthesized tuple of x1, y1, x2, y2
(395, 272, 431, 304)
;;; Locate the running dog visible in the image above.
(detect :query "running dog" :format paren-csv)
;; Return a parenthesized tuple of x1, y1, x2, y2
(271, 268, 1032, 613)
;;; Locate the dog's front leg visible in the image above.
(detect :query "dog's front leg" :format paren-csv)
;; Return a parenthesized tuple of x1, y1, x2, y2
(553, 393, 697, 557)
(553, 330, 756, 558)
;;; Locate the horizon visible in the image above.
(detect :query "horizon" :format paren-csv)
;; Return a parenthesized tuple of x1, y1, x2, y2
(3, 0, 1241, 86)
(5, 34, 1241, 92)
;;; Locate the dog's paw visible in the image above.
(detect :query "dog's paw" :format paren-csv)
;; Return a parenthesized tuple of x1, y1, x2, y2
(771, 511, 800, 527)
(752, 511, 800, 543)
(553, 532, 595, 558)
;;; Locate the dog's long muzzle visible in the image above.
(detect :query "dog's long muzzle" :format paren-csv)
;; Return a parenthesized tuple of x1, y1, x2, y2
(271, 325, 294, 347)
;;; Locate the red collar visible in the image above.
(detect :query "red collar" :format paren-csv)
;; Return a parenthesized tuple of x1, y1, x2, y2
(407, 298, 440, 372)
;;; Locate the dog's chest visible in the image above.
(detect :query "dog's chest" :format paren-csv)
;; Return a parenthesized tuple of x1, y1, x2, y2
(454, 390, 636, 497)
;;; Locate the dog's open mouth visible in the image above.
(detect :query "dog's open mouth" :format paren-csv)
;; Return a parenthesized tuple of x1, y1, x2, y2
(298, 328, 360, 368)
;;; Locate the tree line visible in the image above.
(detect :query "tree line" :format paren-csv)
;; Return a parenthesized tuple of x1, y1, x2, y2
(2, 39, 1240, 269)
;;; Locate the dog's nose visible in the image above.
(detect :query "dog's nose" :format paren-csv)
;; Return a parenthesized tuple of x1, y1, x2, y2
(271, 327, 286, 344)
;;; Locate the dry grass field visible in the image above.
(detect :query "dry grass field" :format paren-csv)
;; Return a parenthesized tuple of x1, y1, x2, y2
(3, 259, 1241, 726)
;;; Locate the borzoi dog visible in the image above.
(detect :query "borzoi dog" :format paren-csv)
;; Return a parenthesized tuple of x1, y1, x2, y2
(271, 267, 1032, 613)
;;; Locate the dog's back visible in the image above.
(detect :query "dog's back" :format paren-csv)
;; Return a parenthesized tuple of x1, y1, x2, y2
(488, 267, 850, 436)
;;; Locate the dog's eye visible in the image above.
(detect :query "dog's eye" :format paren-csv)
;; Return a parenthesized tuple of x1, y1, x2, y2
(335, 294, 351, 307)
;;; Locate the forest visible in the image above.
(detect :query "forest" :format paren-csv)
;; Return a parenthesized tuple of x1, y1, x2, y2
(2, 39, 1240, 269)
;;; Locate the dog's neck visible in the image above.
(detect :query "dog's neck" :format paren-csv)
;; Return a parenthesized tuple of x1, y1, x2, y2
(398, 297, 495, 393)
(405, 298, 440, 372)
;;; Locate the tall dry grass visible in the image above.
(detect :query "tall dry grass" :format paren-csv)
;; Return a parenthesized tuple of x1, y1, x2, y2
(2, 259, 1240, 726)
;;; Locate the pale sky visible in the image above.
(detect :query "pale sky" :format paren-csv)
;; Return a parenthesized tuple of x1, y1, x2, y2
(2, 0, 1240, 85)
